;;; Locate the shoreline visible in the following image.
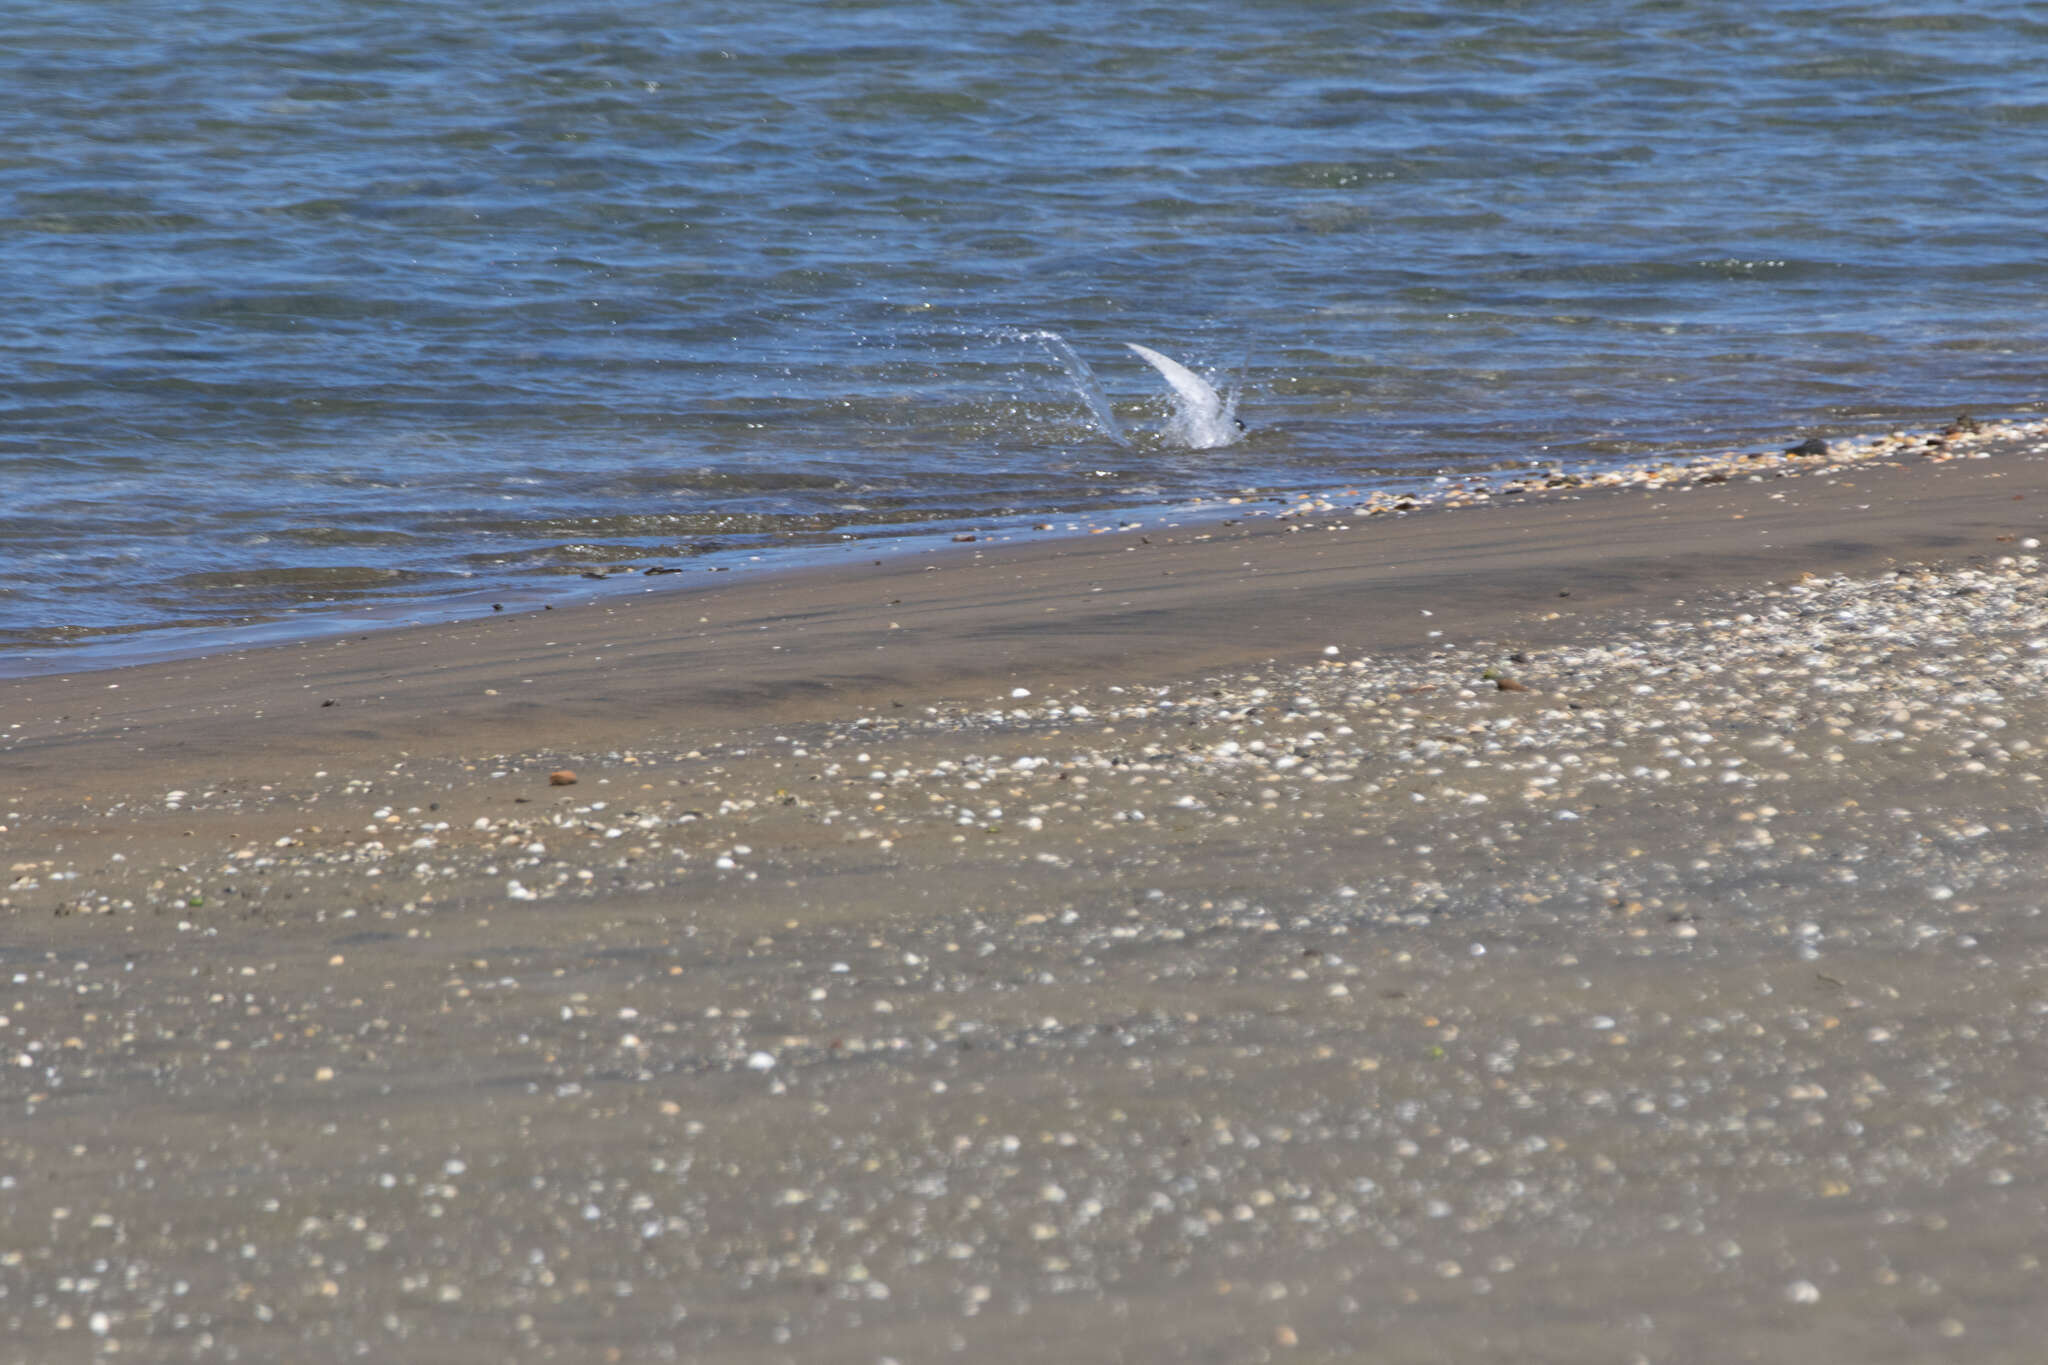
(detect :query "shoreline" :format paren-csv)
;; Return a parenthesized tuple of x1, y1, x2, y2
(5, 417, 2044, 812)
(7, 415, 2034, 685)
(5, 418, 2048, 1361)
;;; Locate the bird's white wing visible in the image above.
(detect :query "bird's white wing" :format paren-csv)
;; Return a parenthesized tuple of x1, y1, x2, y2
(1124, 343, 1224, 418)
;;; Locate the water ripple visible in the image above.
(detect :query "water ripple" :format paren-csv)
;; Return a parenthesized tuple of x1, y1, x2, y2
(2, 0, 2044, 671)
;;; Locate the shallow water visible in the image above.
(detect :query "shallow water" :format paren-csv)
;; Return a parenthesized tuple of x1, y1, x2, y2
(5, 0, 2046, 671)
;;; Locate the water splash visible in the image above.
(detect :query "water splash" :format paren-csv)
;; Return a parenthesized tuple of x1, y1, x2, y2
(1124, 343, 1246, 450)
(1015, 329, 1247, 450)
(1017, 329, 1130, 448)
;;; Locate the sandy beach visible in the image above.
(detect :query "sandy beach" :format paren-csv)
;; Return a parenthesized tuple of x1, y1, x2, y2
(6, 422, 2048, 1363)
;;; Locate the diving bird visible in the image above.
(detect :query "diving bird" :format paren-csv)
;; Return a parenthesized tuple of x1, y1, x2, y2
(1124, 343, 1246, 449)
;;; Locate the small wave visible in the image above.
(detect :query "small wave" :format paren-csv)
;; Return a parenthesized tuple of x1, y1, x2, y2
(167, 565, 426, 592)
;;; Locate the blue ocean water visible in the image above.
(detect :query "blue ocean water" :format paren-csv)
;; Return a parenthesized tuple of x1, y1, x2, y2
(4, 1, 2045, 672)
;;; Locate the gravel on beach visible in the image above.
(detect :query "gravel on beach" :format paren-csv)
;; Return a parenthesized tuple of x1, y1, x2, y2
(6, 430, 2048, 1363)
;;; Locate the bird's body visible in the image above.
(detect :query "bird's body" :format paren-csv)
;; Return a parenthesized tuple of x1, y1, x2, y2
(1123, 343, 1245, 449)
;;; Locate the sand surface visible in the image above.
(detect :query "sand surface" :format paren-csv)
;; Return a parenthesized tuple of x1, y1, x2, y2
(5, 427, 2048, 1362)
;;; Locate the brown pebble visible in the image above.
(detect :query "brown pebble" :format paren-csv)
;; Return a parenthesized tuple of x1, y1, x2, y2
(549, 770, 578, 786)
(1494, 677, 1530, 692)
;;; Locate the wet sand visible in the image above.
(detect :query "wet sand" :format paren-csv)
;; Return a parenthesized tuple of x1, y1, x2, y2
(5, 424, 2048, 1362)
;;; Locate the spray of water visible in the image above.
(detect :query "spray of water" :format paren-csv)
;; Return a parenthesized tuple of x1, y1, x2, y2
(1014, 329, 1247, 450)
(1016, 329, 1130, 448)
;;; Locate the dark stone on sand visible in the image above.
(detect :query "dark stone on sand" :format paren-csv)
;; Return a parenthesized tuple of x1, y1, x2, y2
(1786, 437, 1829, 456)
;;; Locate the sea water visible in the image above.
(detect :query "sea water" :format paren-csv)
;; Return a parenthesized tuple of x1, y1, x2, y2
(4, 1, 2045, 672)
